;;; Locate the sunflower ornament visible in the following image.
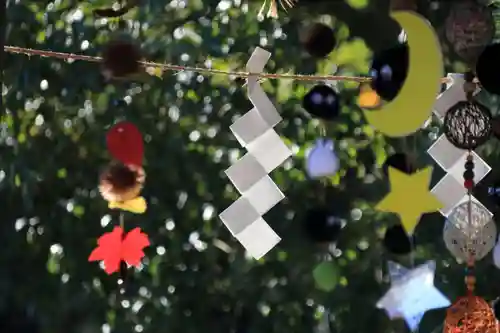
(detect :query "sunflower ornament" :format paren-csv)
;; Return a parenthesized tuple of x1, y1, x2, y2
(101, 121, 147, 214)
(99, 161, 147, 214)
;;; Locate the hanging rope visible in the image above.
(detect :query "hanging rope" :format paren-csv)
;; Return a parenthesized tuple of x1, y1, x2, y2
(4, 45, 457, 83)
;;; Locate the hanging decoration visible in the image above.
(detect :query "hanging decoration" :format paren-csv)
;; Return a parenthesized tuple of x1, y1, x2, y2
(99, 162, 147, 214)
(377, 260, 451, 330)
(101, 121, 147, 214)
(88, 227, 150, 275)
(492, 115, 500, 140)
(302, 84, 341, 120)
(444, 256, 497, 333)
(442, 100, 492, 150)
(383, 224, 415, 256)
(89, 121, 149, 273)
(382, 153, 416, 177)
(101, 39, 142, 80)
(302, 207, 342, 244)
(443, 216, 496, 262)
(369, 43, 408, 102)
(218, 47, 292, 260)
(492, 235, 500, 269)
(443, 143, 497, 333)
(361, 11, 443, 137)
(428, 73, 492, 217)
(476, 43, 500, 96)
(493, 298, 500, 321)
(357, 84, 381, 109)
(375, 167, 442, 235)
(366, 11, 444, 240)
(106, 121, 144, 167)
(305, 139, 339, 179)
(444, 1, 494, 63)
(301, 22, 337, 59)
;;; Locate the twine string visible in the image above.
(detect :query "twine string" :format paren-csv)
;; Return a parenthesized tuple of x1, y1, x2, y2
(5, 45, 455, 83)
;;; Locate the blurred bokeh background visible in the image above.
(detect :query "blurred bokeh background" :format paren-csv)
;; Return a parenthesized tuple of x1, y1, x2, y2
(4, 0, 500, 332)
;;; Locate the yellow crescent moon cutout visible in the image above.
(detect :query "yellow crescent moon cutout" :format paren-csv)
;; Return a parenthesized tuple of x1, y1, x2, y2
(363, 11, 443, 137)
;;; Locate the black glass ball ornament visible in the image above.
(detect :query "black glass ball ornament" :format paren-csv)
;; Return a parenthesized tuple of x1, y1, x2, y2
(303, 85, 340, 120)
(476, 43, 500, 96)
(443, 101, 492, 150)
(382, 153, 416, 177)
(383, 224, 415, 255)
(369, 44, 409, 101)
(492, 115, 500, 141)
(302, 23, 337, 58)
(493, 298, 500, 320)
(303, 207, 342, 244)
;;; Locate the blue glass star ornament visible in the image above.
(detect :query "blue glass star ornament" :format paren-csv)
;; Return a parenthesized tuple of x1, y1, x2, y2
(377, 261, 451, 331)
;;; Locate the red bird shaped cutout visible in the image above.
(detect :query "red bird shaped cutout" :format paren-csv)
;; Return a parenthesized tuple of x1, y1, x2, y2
(88, 227, 150, 275)
(106, 121, 144, 166)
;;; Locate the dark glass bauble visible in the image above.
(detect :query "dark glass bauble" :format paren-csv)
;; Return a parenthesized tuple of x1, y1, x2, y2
(102, 39, 141, 79)
(382, 153, 416, 177)
(491, 115, 500, 141)
(302, 23, 337, 58)
(303, 207, 342, 244)
(369, 44, 409, 101)
(383, 224, 414, 255)
(493, 299, 500, 320)
(476, 43, 500, 96)
(303, 85, 340, 120)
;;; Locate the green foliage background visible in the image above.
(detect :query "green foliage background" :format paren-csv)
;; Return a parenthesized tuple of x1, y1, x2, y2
(3, 0, 500, 332)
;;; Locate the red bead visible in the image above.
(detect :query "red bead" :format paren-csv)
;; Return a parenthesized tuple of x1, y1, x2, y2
(464, 179, 474, 189)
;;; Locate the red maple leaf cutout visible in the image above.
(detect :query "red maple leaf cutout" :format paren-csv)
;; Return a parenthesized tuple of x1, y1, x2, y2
(88, 226, 150, 275)
(106, 121, 144, 166)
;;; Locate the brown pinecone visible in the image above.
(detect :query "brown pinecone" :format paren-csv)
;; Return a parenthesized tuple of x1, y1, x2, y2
(101, 40, 142, 79)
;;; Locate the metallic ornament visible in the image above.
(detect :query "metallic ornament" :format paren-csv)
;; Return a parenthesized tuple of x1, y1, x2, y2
(443, 218, 496, 262)
(444, 295, 497, 333)
(445, 1, 494, 63)
(447, 201, 493, 232)
(443, 101, 492, 150)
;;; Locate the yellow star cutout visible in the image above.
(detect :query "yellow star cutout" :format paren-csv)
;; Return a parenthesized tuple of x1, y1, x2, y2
(376, 166, 443, 235)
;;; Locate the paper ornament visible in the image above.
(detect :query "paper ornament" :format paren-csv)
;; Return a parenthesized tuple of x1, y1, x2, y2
(377, 261, 451, 331)
(99, 162, 147, 214)
(375, 167, 443, 235)
(106, 121, 144, 166)
(88, 226, 150, 274)
(305, 139, 339, 179)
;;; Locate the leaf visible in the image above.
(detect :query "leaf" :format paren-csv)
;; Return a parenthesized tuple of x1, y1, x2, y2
(313, 262, 339, 292)
(345, 0, 369, 9)
(122, 228, 150, 266)
(88, 227, 150, 274)
(330, 39, 371, 73)
(109, 197, 147, 214)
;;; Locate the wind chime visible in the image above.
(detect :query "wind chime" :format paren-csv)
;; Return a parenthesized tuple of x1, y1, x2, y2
(441, 72, 497, 333)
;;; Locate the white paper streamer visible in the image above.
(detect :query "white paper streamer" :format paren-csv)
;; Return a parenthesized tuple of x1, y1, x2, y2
(427, 73, 491, 216)
(219, 47, 292, 260)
